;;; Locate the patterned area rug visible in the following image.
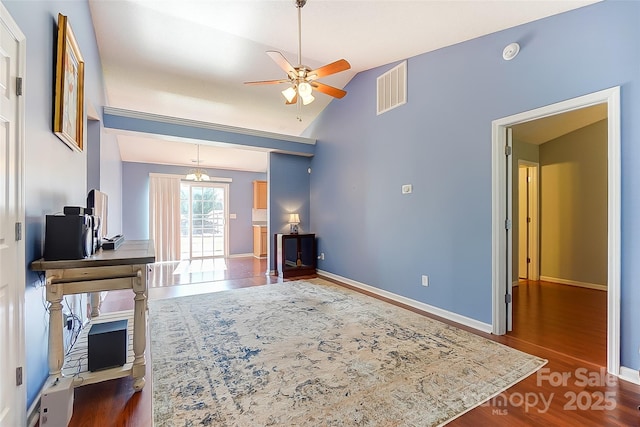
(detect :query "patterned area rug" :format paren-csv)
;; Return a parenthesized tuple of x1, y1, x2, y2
(149, 279, 546, 426)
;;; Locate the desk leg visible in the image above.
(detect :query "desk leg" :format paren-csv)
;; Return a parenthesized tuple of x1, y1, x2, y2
(132, 268, 147, 391)
(90, 292, 100, 317)
(46, 279, 64, 378)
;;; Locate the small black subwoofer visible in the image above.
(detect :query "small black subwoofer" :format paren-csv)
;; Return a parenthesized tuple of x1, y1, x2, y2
(87, 320, 128, 372)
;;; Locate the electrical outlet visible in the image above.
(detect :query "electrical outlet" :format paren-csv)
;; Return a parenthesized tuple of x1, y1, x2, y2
(402, 184, 412, 194)
(421, 275, 429, 287)
(318, 252, 325, 260)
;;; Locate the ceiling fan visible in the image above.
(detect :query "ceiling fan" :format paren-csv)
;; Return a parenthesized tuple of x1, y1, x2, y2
(244, 0, 351, 107)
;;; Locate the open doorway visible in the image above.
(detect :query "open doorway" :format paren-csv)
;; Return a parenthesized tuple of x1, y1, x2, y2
(491, 87, 620, 375)
(509, 106, 608, 366)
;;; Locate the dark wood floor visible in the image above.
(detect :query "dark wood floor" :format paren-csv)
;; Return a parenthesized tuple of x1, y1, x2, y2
(509, 280, 607, 366)
(65, 261, 640, 426)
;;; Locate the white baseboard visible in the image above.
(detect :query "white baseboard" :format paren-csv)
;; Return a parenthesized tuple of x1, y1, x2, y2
(317, 270, 493, 334)
(539, 276, 607, 291)
(619, 366, 640, 385)
(228, 253, 254, 258)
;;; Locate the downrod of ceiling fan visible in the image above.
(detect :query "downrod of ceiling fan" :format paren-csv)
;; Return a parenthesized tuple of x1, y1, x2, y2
(296, 0, 305, 66)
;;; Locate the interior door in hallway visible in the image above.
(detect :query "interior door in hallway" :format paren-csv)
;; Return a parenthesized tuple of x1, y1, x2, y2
(180, 182, 229, 259)
(0, 5, 26, 425)
(517, 163, 539, 281)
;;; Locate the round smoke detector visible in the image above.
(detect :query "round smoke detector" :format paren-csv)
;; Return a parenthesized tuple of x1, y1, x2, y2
(502, 42, 520, 61)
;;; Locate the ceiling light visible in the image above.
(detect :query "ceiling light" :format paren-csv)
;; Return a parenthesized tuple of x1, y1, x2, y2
(297, 81, 314, 105)
(185, 144, 210, 181)
(282, 86, 297, 103)
(298, 82, 312, 97)
(185, 170, 210, 182)
(301, 93, 314, 105)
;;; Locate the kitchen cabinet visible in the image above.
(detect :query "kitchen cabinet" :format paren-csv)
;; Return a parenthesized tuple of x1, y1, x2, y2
(253, 226, 267, 258)
(253, 180, 267, 209)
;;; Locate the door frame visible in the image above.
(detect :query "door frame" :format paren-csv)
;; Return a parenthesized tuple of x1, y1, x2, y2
(491, 87, 620, 375)
(0, 2, 26, 425)
(517, 160, 539, 282)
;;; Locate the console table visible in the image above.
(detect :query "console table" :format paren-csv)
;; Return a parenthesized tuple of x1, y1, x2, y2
(30, 240, 155, 391)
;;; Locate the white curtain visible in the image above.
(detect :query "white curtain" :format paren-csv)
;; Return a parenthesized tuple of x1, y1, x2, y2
(149, 175, 181, 262)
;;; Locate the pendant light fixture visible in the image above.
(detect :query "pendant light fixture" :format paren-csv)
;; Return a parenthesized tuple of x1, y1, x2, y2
(185, 144, 210, 181)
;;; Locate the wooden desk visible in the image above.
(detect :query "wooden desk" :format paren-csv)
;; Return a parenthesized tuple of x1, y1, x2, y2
(31, 240, 155, 391)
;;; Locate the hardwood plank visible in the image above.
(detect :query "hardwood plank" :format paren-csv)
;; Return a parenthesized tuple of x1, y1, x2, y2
(63, 261, 639, 426)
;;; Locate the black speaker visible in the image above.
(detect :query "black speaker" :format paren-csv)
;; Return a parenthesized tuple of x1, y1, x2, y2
(44, 215, 93, 261)
(88, 320, 128, 371)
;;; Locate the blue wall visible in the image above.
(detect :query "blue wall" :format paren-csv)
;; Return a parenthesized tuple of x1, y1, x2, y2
(8, 0, 640, 412)
(309, 0, 640, 369)
(122, 162, 266, 255)
(4, 0, 116, 408)
(268, 153, 312, 271)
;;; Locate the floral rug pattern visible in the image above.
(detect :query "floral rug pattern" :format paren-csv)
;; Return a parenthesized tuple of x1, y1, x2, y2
(149, 279, 546, 426)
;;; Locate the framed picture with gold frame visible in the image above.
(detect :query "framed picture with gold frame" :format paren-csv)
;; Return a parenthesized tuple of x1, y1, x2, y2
(54, 13, 84, 152)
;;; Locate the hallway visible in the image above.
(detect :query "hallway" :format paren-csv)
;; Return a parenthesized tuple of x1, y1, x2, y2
(508, 280, 607, 366)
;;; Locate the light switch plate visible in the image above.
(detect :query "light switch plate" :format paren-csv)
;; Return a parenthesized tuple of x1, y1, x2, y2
(402, 184, 412, 194)
(229, 213, 237, 219)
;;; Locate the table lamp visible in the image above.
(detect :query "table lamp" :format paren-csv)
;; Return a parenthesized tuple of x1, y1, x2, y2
(288, 213, 300, 234)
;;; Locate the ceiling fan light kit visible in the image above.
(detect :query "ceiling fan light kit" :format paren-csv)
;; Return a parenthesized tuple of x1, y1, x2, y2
(245, 0, 350, 109)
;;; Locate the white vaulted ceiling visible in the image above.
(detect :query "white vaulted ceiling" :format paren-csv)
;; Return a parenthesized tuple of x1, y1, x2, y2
(88, 0, 599, 171)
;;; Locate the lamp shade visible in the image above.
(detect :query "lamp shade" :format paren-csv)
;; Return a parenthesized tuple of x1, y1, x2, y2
(297, 82, 312, 97)
(288, 213, 300, 224)
(301, 93, 315, 105)
(282, 86, 297, 103)
(296, 82, 315, 105)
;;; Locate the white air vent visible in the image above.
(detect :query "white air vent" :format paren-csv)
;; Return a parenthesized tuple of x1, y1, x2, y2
(377, 61, 407, 115)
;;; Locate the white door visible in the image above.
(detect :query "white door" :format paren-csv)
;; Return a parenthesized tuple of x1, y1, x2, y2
(0, 4, 26, 426)
(517, 163, 540, 282)
(180, 182, 229, 259)
(518, 166, 528, 279)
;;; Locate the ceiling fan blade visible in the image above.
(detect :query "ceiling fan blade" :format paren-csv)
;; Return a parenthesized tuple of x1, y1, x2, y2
(307, 59, 351, 80)
(311, 82, 347, 99)
(266, 51, 297, 79)
(244, 79, 290, 85)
